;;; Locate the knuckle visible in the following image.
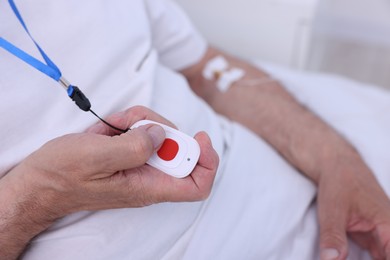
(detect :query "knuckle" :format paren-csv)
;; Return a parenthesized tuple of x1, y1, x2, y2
(125, 106, 154, 127)
(46, 134, 88, 167)
(130, 105, 150, 119)
(192, 184, 212, 201)
(320, 230, 346, 247)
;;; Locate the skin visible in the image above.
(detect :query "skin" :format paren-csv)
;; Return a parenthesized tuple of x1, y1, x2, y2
(181, 46, 390, 260)
(0, 106, 219, 260)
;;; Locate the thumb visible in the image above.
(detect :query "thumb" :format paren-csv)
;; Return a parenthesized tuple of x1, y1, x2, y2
(95, 124, 166, 171)
(318, 198, 349, 260)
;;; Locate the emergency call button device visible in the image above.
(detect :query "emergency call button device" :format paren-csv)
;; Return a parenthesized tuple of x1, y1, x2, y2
(131, 120, 200, 178)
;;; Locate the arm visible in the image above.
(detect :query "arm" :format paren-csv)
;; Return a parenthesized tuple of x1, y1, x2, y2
(182, 47, 355, 183)
(0, 106, 218, 259)
(181, 47, 390, 259)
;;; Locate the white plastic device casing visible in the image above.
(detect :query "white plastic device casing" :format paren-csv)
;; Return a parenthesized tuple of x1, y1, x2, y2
(130, 120, 201, 178)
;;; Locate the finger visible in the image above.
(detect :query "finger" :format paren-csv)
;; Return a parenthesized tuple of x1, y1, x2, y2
(318, 187, 349, 260)
(185, 132, 220, 199)
(384, 231, 390, 260)
(91, 124, 166, 174)
(320, 221, 349, 260)
(153, 131, 219, 202)
(86, 106, 176, 136)
(374, 219, 390, 259)
(349, 232, 384, 260)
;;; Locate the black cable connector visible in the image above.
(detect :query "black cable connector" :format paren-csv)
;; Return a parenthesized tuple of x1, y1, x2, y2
(67, 85, 129, 133)
(68, 86, 91, 112)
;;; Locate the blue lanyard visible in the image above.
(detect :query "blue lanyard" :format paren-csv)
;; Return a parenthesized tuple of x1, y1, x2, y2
(1, 0, 62, 81)
(0, 0, 129, 132)
(0, 0, 91, 112)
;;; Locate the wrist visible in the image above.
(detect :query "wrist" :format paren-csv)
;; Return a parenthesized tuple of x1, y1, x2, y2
(18, 159, 69, 218)
(0, 164, 60, 258)
(315, 143, 371, 185)
(278, 119, 358, 184)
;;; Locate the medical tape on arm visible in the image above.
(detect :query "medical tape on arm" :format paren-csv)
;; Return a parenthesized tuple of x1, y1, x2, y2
(202, 56, 244, 92)
(202, 55, 277, 92)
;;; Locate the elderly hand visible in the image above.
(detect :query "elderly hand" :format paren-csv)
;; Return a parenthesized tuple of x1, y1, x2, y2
(318, 158, 390, 260)
(13, 105, 218, 214)
(0, 106, 218, 259)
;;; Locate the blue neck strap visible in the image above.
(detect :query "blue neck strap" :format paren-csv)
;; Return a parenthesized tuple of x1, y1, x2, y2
(0, 0, 62, 82)
(0, 0, 97, 113)
(0, 0, 132, 133)
(0, 0, 130, 132)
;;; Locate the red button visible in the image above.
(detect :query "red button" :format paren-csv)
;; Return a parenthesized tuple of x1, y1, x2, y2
(157, 138, 179, 161)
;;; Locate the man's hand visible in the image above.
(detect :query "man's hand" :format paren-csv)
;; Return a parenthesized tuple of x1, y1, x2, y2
(318, 157, 390, 260)
(0, 106, 219, 260)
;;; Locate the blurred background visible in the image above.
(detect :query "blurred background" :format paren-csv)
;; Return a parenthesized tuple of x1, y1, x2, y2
(174, 0, 390, 89)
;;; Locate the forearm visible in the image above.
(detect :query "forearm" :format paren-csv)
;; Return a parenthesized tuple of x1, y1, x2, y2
(225, 85, 366, 182)
(0, 165, 57, 259)
(183, 47, 366, 183)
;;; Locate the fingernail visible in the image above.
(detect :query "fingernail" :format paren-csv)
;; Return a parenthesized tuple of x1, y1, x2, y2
(321, 248, 340, 260)
(146, 125, 165, 149)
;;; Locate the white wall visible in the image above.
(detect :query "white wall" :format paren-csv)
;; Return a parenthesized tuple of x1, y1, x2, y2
(174, 0, 390, 89)
(307, 0, 390, 89)
(174, 0, 319, 69)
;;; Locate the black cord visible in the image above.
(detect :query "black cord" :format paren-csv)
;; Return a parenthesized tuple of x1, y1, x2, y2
(67, 85, 129, 133)
(90, 109, 129, 133)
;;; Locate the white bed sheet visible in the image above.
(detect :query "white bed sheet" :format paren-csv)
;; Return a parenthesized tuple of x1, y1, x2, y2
(159, 63, 390, 259)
